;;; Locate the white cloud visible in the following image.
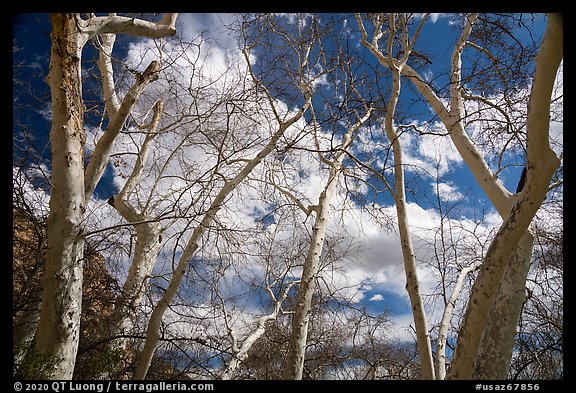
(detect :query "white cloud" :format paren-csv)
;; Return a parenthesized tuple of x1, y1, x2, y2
(429, 13, 441, 23)
(369, 294, 385, 302)
(177, 13, 238, 51)
(414, 13, 455, 24)
(423, 68, 434, 83)
(17, 13, 562, 359)
(433, 181, 465, 202)
(398, 124, 463, 177)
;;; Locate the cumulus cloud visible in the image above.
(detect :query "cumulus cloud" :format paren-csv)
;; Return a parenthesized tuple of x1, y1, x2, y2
(433, 181, 466, 202)
(369, 294, 385, 302)
(16, 13, 562, 355)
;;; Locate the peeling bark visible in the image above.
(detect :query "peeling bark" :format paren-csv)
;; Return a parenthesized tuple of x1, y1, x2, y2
(448, 14, 562, 379)
(33, 13, 178, 380)
(35, 13, 86, 379)
(473, 231, 534, 379)
(357, 13, 562, 380)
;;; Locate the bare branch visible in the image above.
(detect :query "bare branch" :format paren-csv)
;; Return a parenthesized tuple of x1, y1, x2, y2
(81, 14, 179, 39)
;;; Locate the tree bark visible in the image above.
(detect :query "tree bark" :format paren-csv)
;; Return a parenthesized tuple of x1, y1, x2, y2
(447, 13, 562, 379)
(436, 261, 481, 380)
(81, 14, 178, 39)
(13, 296, 43, 375)
(221, 281, 295, 380)
(473, 231, 534, 379)
(84, 60, 161, 202)
(357, 13, 562, 380)
(34, 13, 86, 380)
(282, 107, 372, 380)
(386, 57, 435, 381)
(31, 13, 178, 380)
(282, 168, 338, 380)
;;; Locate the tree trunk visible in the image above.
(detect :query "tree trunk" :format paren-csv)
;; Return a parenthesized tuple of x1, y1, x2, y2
(356, 12, 561, 381)
(447, 14, 562, 379)
(394, 185, 436, 380)
(221, 315, 275, 380)
(282, 170, 337, 380)
(473, 231, 534, 379)
(107, 101, 164, 347)
(282, 106, 372, 380)
(13, 297, 42, 375)
(29, 13, 178, 380)
(436, 262, 481, 380)
(384, 31, 435, 379)
(108, 197, 162, 343)
(387, 114, 435, 379)
(34, 13, 86, 380)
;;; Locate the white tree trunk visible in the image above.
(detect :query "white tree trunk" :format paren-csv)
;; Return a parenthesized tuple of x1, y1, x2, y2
(393, 178, 436, 381)
(436, 261, 481, 380)
(33, 13, 177, 380)
(220, 281, 295, 380)
(108, 101, 164, 345)
(448, 14, 562, 379)
(282, 168, 338, 380)
(282, 107, 372, 380)
(35, 13, 86, 379)
(473, 230, 534, 379)
(84, 60, 161, 201)
(133, 94, 312, 380)
(220, 315, 275, 380)
(358, 13, 561, 380)
(385, 50, 435, 380)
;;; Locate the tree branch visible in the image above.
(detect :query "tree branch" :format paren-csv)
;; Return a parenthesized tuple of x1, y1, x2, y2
(81, 14, 178, 39)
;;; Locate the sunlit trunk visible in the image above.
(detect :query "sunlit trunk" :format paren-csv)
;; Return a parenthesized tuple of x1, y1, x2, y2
(35, 13, 86, 379)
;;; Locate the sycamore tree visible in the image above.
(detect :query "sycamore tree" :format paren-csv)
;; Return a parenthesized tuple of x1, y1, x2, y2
(32, 13, 178, 380)
(356, 12, 562, 379)
(89, 27, 271, 366)
(13, 12, 562, 381)
(131, 11, 329, 378)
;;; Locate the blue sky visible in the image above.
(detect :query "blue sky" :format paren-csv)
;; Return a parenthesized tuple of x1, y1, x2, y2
(12, 13, 542, 206)
(13, 13, 560, 350)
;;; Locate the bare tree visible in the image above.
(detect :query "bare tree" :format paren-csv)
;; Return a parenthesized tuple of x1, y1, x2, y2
(357, 12, 562, 379)
(14, 13, 561, 381)
(351, 13, 436, 379)
(34, 13, 178, 379)
(132, 13, 321, 378)
(282, 95, 373, 379)
(508, 201, 563, 379)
